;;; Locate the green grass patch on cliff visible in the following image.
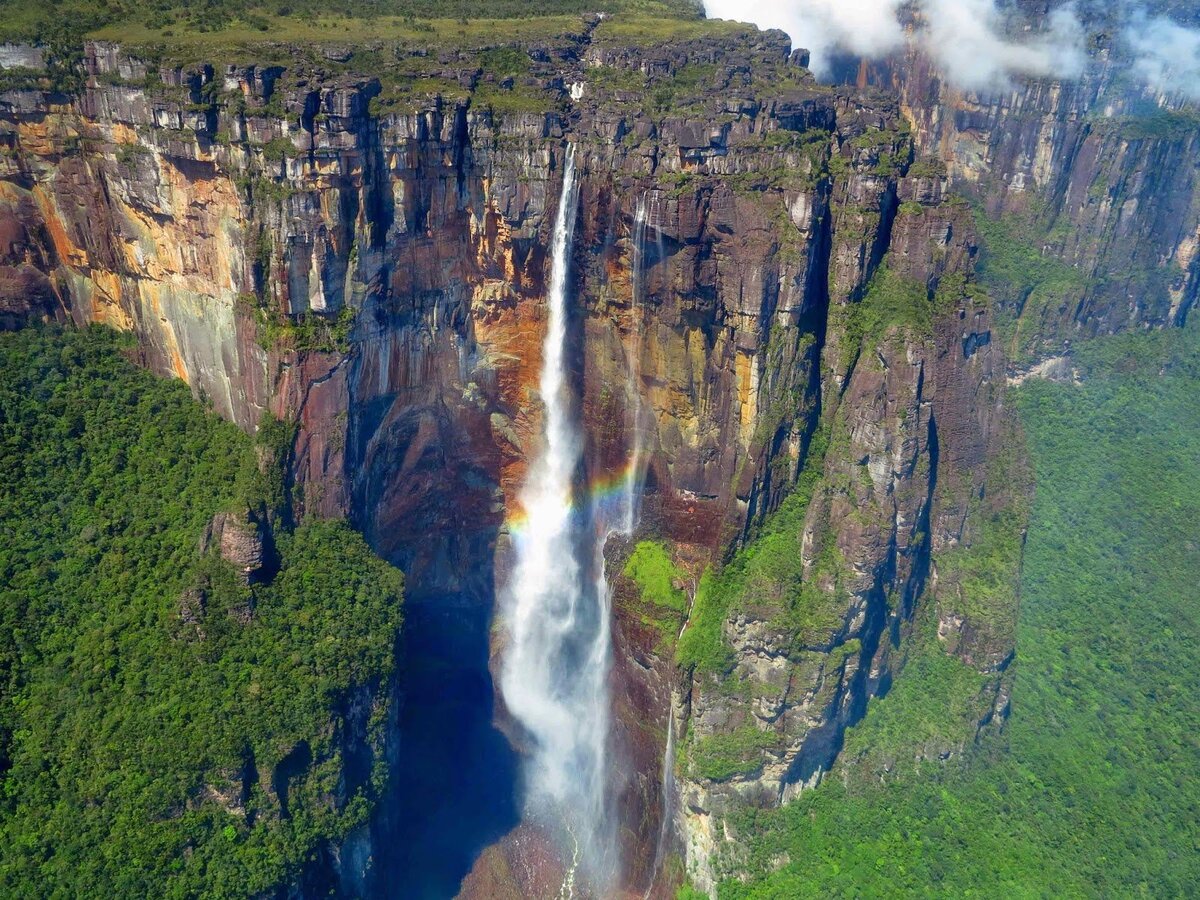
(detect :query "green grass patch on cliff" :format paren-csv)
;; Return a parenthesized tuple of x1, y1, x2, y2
(645, 62, 718, 115)
(624, 540, 689, 649)
(253, 304, 357, 354)
(715, 319, 1200, 897)
(471, 81, 554, 117)
(625, 541, 688, 614)
(675, 567, 734, 675)
(0, 325, 404, 897)
(690, 726, 777, 782)
(833, 264, 934, 370)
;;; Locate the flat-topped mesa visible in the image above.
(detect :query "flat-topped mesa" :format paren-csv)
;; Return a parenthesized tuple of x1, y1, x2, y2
(0, 12, 1183, 893)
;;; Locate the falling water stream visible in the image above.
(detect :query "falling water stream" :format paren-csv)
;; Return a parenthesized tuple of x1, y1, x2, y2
(633, 189, 681, 897)
(499, 145, 619, 893)
(624, 193, 650, 535)
(500, 155, 669, 895)
(645, 707, 678, 898)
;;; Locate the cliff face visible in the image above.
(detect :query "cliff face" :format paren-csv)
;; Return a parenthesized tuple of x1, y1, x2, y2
(844, 30, 1200, 364)
(0, 13, 1187, 895)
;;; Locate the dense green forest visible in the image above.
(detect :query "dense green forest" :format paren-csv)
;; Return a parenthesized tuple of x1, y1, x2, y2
(0, 326, 403, 896)
(0, 0, 701, 47)
(713, 321, 1200, 896)
(0, 0, 709, 97)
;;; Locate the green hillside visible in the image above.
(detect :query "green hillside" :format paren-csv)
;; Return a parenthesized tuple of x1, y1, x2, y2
(716, 321, 1200, 897)
(0, 326, 404, 897)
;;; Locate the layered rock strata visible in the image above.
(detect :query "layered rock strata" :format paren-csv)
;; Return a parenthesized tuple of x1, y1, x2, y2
(0, 15, 1188, 893)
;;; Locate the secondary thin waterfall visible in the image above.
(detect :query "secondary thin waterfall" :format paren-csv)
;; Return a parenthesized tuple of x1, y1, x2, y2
(499, 144, 618, 887)
(624, 193, 651, 533)
(645, 707, 678, 897)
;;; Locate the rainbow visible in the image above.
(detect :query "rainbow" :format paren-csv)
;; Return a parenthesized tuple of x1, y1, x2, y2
(504, 459, 642, 535)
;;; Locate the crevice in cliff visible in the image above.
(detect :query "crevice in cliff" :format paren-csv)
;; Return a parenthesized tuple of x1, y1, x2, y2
(453, 103, 470, 205)
(1175, 259, 1200, 327)
(837, 183, 902, 403)
(739, 182, 837, 548)
(363, 118, 394, 251)
(907, 411, 939, 642)
(808, 185, 836, 416)
(272, 740, 313, 820)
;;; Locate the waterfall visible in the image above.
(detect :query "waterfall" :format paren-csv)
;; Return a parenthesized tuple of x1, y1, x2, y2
(661, 708, 677, 834)
(645, 705, 679, 897)
(499, 145, 618, 889)
(624, 193, 651, 534)
(650, 190, 666, 283)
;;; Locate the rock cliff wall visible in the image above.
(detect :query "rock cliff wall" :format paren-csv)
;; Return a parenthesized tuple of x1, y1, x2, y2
(840, 14, 1200, 364)
(0, 13, 1190, 894)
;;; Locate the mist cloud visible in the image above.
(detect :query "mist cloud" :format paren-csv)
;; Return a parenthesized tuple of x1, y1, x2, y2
(1125, 11, 1200, 100)
(924, 1, 1086, 90)
(703, 0, 1200, 100)
(702, 0, 905, 75)
(703, 0, 1087, 89)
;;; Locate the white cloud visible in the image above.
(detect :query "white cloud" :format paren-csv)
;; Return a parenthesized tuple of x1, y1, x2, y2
(702, 0, 905, 77)
(703, 0, 1088, 90)
(703, 0, 1200, 99)
(1125, 10, 1200, 100)
(924, 0, 1086, 90)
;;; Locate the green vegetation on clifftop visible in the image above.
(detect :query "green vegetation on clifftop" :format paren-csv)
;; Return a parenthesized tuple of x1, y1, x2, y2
(0, 0, 704, 48)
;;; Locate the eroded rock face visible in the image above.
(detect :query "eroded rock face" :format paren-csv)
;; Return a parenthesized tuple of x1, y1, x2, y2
(202, 510, 268, 588)
(672, 182, 1021, 892)
(0, 17, 1184, 895)
(844, 17, 1200, 358)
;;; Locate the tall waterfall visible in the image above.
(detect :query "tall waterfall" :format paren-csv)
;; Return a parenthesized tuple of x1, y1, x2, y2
(499, 145, 618, 888)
